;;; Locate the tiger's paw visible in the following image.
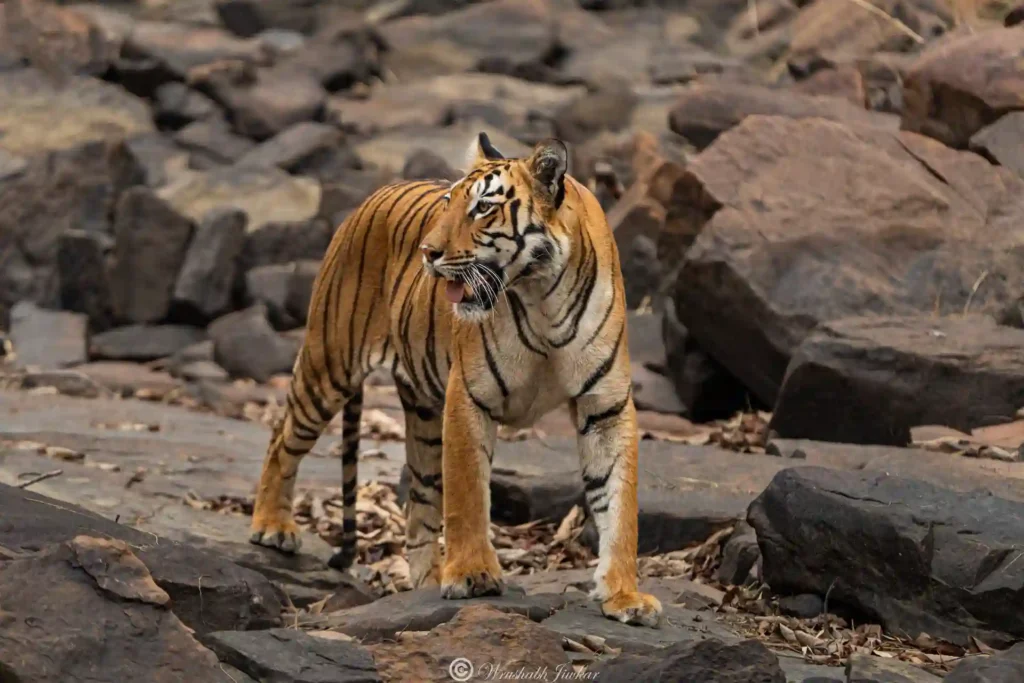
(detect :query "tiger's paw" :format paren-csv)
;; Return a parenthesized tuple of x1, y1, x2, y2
(600, 591, 663, 628)
(249, 510, 301, 553)
(440, 552, 504, 599)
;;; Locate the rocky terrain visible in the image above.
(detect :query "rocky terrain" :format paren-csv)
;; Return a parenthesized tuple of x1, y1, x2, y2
(4, 0, 1024, 680)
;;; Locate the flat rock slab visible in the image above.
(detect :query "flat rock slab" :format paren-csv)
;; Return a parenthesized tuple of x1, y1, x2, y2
(0, 483, 281, 636)
(770, 315, 1024, 446)
(749, 466, 1024, 648)
(541, 600, 739, 655)
(308, 585, 566, 641)
(204, 629, 381, 683)
(9, 302, 88, 369)
(946, 643, 1024, 683)
(589, 638, 786, 683)
(0, 537, 246, 683)
(846, 653, 942, 683)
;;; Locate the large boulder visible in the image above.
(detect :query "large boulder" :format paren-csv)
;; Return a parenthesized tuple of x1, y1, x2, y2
(208, 304, 298, 381)
(9, 301, 88, 369)
(0, 536, 245, 683)
(748, 467, 1024, 648)
(902, 27, 1024, 148)
(671, 115, 1024, 406)
(0, 484, 281, 637)
(0, 69, 153, 325)
(668, 82, 898, 149)
(590, 638, 785, 682)
(173, 208, 248, 322)
(771, 315, 1024, 446)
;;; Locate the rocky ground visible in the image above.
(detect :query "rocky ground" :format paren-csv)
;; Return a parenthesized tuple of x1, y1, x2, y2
(4, 0, 1024, 681)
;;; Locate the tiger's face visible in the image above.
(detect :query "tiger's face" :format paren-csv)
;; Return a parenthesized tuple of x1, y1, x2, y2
(421, 133, 569, 320)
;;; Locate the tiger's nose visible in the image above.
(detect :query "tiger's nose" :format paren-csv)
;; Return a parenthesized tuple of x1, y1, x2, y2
(420, 243, 444, 264)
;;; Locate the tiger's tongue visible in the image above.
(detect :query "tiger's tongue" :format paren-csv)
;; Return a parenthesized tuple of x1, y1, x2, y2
(445, 280, 465, 304)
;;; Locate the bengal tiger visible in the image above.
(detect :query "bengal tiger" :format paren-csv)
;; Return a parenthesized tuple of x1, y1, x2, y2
(249, 133, 663, 626)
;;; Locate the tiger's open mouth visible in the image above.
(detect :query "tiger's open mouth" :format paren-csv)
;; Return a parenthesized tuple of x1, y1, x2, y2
(441, 264, 504, 310)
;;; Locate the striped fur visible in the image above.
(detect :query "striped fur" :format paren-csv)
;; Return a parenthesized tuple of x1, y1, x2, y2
(249, 134, 662, 626)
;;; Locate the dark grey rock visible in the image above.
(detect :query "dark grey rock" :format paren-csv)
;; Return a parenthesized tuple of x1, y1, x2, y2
(621, 234, 662, 310)
(402, 148, 460, 181)
(9, 301, 88, 369)
(208, 304, 298, 381)
(207, 67, 327, 141)
(632, 364, 686, 415)
(770, 315, 1024, 446)
(20, 369, 105, 398)
(237, 121, 342, 171)
(90, 324, 207, 362)
(778, 594, 823, 619)
(589, 638, 786, 682)
(749, 467, 1024, 647)
(110, 187, 195, 324)
(308, 586, 566, 642)
(969, 112, 1024, 180)
(109, 133, 190, 188)
(554, 79, 638, 145)
(204, 628, 381, 683)
(846, 653, 943, 683)
(173, 208, 248, 321)
(246, 264, 300, 330)
(718, 520, 760, 586)
(175, 117, 256, 165)
(627, 311, 667, 373)
(0, 483, 282, 637)
(285, 260, 321, 325)
(946, 643, 1024, 683)
(57, 229, 115, 332)
(239, 218, 333, 273)
(154, 82, 220, 129)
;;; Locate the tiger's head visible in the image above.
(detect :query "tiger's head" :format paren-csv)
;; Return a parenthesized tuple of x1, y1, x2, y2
(420, 132, 570, 320)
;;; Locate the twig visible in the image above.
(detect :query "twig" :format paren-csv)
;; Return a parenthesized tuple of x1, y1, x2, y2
(16, 469, 63, 489)
(842, 0, 925, 43)
(963, 270, 989, 314)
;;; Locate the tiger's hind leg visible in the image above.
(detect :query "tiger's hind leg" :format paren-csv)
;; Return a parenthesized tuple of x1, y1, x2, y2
(396, 379, 444, 588)
(327, 390, 362, 571)
(250, 348, 352, 553)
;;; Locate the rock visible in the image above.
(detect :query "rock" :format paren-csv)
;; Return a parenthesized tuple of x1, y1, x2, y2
(620, 235, 661, 309)
(208, 304, 298, 381)
(1007, 4, 1024, 28)
(650, 44, 747, 86)
(402, 149, 460, 181)
(175, 117, 257, 166)
(355, 121, 529, 175)
(668, 82, 898, 149)
(285, 260, 321, 325)
(75, 361, 184, 398)
(902, 27, 1024, 148)
(672, 115, 1024, 407)
(157, 165, 321, 233)
(205, 628, 381, 682)
(9, 302, 88, 369)
(276, 24, 380, 91)
(632, 365, 686, 415)
(110, 187, 195, 324)
(970, 111, 1024, 178)
(239, 218, 333, 274)
(717, 520, 760, 585)
(153, 82, 220, 129)
(771, 315, 1024, 446)
(206, 66, 328, 141)
(541, 600, 739, 654)
(778, 594, 823, 619)
(245, 264, 300, 329)
(173, 208, 248, 321)
(0, 536, 236, 683)
(1, 484, 282, 637)
(90, 324, 207, 362)
(793, 64, 867, 106)
(19, 369, 106, 399)
(368, 605, 569, 683)
(846, 653, 943, 683)
(57, 229, 115, 332)
(554, 80, 638, 144)
(329, 73, 581, 138)
(214, 0, 326, 38)
(590, 638, 786, 682)
(307, 585, 565, 642)
(748, 467, 1024, 647)
(946, 643, 1024, 683)
(627, 311, 667, 372)
(109, 133, 191, 189)
(661, 300, 751, 422)
(123, 20, 265, 82)
(0, 69, 154, 324)
(237, 121, 342, 171)
(378, 0, 559, 81)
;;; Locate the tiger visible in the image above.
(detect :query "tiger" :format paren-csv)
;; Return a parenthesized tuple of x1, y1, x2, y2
(249, 132, 663, 626)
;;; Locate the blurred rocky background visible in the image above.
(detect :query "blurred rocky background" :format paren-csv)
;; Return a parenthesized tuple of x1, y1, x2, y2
(4, 0, 1024, 681)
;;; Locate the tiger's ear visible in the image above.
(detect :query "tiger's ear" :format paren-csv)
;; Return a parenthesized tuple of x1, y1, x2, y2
(528, 138, 568, 209)
(465, 131, 504, 169)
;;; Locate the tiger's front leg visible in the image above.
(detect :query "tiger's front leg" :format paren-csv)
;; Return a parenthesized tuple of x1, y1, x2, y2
(573, 391, 663, 627)
(439, 362, 504, 599)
